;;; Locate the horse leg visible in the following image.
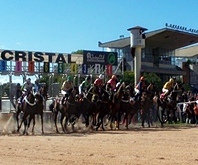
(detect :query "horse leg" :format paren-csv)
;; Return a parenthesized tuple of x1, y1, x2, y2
(18, 113, 27, 134)
(16, 109, 21, 132)
(53, 111, 59, 133)
(101, 114, 106, 131)
(60, 114, 66, 133)
(40, 113, 44, 134)
(141, 112, 145, 128)
(147, 111, 151, 127)
(23, 118, 28, 135)
(156, 106, 163, 127)
(115, 111, 120, 130)
(124, 114, 129, 129)
(29, 115, 35, 135)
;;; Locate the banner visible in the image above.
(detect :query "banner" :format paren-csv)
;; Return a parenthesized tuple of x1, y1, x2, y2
(82, 63, 87, 74)
(44, 62, 50, 73)
(28, 61, 35, 73)
(15, 61, 22, 72)
(71, 63, 77, 73)
(83, 50, 118, 66)
(58, 63, 63, 74)
(106, 64, 112, 76)
(95, 64, 100, 74)
(0, 60, 7, 72)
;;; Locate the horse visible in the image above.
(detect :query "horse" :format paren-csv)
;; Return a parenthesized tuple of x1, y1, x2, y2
(104, 82, 126, 130)
(16, 91, 44, 135)
(63, 89, 81, 132)
(39, 84, 48, 109)
(140, 82, 156, 127)
(53, 91, 69, 133)
(94, 87, 111, 131)
(156, 82, 184, 127)
(78, 84, 99, 129)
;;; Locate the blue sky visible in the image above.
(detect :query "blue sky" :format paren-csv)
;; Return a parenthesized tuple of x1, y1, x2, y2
(0, 0, 198, 84)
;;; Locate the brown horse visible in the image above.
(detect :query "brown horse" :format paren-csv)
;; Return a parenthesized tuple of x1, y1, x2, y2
(105, 82, 126, 130)
(16, 92, 44, 135)
(140, 82, 156, 127)
(53, 89, 77, 133)
(53, 95, 68, 133)
(156, 82, 184, 127)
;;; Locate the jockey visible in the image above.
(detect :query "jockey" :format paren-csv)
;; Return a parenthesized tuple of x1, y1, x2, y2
(61, 75, 74, 104)
(34, 78, 41, 93)
(106, 75, 117, 92)
(134, 76, 146, 101)
(21, 78, 34, 94)
(79, 75, 91, 97)
(19, 78, 34, 104)
(161, 78, 174, 99)
(94, 74, 104, 94)
(15, 83, 22, 100)
(116, 78, 123, 90)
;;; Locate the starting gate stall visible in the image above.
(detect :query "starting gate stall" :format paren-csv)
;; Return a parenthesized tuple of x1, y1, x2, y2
(0, 49, 120, 113)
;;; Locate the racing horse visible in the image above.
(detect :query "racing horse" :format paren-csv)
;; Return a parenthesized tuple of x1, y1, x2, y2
(156, 82, 184, 127)
(53, 88, 79, 133)
(16, 91, 44, 135)
(140, 82, 156, 127)
(53, 90, 70, 133)
(94, 87, 111, 131)
(118, 84, 140, 129)
(79, 84, 99, 129)
(63, 89, 81, 132)
(104, 82, 126, 130)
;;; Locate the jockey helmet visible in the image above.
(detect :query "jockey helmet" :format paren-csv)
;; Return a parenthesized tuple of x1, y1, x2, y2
(86, 75, 91, 81)
(27, 78, 31, 82)
(140, 76, 144, 81)
(67, 76, 73, 82)
(169, 78, 174, 83)
(99, 74, 104, 79)
(111, 75, 117, 80)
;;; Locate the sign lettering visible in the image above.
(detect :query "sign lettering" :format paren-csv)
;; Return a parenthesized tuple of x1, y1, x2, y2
(0, 49, 68, 63)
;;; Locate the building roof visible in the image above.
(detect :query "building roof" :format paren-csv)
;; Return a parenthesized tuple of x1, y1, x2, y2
(175, 44, 198, 57)
(99, 28, 198, 51)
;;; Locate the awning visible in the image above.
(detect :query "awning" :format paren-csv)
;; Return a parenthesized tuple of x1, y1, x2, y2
(141, 65, 186, 75)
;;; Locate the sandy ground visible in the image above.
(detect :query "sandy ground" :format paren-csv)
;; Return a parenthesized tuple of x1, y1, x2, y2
(0, 113, 198, 165)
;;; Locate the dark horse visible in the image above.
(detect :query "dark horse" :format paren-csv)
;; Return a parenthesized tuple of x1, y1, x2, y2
(16, 92, 44, 135)
(79, 84, 99, 129)
(104, 82, 126, 130)
(53, 89, 79, 133)
(119, 84, 141, 129)
(94, 87, 111, 131)
(53, 92, 69, 133)
(156, 82, 184, 127)
(141, 82, 156, 127)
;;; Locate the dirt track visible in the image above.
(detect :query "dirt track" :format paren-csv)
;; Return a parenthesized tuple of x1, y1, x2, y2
(0, 113, 198, 165)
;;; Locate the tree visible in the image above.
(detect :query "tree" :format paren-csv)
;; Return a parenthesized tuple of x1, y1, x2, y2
(71, 50, 83, 54)
(123, 71, 134, 86)
(143, 72, 162, 89)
